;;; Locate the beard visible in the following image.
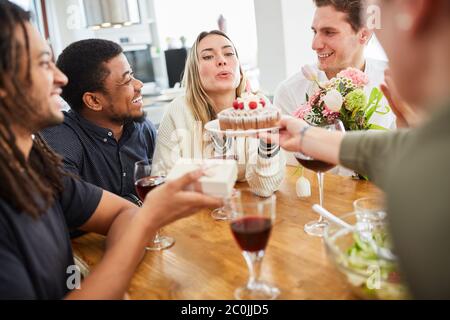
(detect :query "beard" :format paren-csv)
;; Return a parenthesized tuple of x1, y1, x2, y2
(109, 110, 147, 125)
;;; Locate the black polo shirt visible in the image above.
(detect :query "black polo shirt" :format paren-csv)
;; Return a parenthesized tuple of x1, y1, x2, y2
(41, 110, 156, 202)
(0, 175, 102, 299)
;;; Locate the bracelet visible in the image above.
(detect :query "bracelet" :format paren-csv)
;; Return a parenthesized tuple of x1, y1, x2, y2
(299, 125, 312, 151)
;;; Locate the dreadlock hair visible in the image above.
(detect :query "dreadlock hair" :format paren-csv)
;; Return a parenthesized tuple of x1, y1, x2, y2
(0, 0, 64, 218)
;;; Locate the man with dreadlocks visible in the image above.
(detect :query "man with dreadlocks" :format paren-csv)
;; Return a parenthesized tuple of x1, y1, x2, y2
(0, 0, 222, 299)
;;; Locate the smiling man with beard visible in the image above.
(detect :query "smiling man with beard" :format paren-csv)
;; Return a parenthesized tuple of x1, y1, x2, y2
(274, 0, 396, 130)
(41, 39, 156, 206)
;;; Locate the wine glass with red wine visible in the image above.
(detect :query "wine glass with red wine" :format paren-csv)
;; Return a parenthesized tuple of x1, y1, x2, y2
(294, 119, 345, 237)
(229, 189, 279, 300)
(134, 159, 175, 250)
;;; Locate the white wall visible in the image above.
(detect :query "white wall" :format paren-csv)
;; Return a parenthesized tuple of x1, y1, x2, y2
(254, 0, 316, 96)
(46, 0, 94, 56)
(153, 0, 258, 66)
(253, 0, 286, 96)
(281, 0, 316, 79)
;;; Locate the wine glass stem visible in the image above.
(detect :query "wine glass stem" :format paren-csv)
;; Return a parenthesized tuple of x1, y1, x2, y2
(317, 171, 324, 223)
(242, 250, 264, 289)
(153, 230, 161, 243)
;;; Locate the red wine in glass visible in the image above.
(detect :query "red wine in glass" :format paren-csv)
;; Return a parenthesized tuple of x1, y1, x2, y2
(135, 176, 165, 201)
(231, 216, 272, 252)
(295, 156, 335, 173)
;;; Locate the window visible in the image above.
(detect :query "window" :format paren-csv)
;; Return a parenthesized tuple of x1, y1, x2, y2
(10, 0, 46, 37)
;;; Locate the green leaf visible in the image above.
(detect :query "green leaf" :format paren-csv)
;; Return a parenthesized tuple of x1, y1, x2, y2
(365, 103, 378, 120)
(375, 105, 391, 115)
(366, 87, 380, 109)
(339, 81, 345, 93)
(368, 123, 389, 131)
(365, 88, 384, 120)
(364, 88, 381, 119)
(305, 92, 309, 102)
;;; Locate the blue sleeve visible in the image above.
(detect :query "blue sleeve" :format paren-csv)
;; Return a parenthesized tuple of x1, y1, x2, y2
(59, 175, 103, 230)
(40, 125, 83, 176)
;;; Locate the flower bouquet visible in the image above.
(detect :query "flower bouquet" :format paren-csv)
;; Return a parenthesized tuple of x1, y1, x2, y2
(294, 66, 390, 131)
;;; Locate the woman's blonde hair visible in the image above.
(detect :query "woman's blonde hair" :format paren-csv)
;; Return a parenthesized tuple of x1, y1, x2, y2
(182, 30, 247, 126)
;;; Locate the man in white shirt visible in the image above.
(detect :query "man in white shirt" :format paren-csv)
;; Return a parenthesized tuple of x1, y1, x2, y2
(274, 0, 395, 130)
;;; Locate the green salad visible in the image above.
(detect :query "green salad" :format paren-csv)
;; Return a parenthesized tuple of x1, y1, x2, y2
(339, 230, 409, 299)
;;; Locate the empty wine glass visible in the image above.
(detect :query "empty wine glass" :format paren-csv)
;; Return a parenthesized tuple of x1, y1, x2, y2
(229, 189, 279, 300)
(353, 196, 387, 225)
(134, 159, 175, 250)
(294, 119, 345, 237)
(210, 188, 239, 220)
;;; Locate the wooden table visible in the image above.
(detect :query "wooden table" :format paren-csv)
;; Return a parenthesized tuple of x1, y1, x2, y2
(72, 166, 382, 299)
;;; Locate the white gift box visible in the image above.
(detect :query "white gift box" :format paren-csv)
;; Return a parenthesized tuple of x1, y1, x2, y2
(166, 158, 238, 198)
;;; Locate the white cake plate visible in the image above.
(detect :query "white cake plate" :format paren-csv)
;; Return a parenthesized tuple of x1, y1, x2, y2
(204, 119, 280, 138)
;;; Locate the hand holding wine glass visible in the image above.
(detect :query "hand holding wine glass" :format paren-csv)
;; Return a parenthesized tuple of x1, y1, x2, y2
(277, 116, 310, 152)
(134, 159, 174, 250)
(140, 169, 224, 229)
(134, 160, 223, 250)
(294, 119, 345, 237)
(277, 116, 344, 165)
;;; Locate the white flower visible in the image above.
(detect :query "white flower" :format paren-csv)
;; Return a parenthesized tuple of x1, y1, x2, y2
(322, 89, 343, 112)
(296, 175, 311, 198)
(301, 65, 318, 82)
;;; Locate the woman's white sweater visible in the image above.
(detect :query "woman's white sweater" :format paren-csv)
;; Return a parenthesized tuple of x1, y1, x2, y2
(152, 96, 286, 197)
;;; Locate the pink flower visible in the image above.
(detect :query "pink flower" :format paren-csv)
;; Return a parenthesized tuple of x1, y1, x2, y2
(309, 90, 321, 106)
(321, 105, 340, 124)
(292, 90, 322, 119)
(293, 103, 311, 119)
(337, 67, 369, 87)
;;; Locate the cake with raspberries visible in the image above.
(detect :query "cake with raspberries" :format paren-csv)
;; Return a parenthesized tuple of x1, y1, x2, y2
(217, 93, 281, 130)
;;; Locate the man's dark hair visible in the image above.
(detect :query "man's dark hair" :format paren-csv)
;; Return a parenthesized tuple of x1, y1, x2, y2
(0, 0, 64, 218)
(313, 0, 363, 32)
(56, 39, 123, 112)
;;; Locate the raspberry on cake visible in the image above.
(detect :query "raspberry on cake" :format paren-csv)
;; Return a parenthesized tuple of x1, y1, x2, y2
(217, 93, 280, 130)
